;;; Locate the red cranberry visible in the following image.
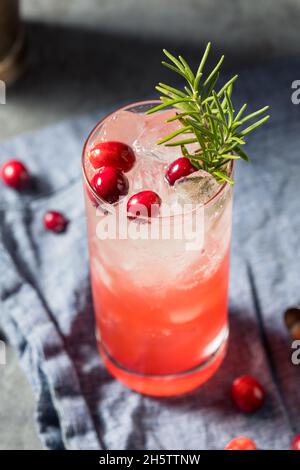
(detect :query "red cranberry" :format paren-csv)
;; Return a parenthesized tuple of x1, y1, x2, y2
(0, 159, 31, 190)
(43, 211, 68, 233)
(88, 141, 136, 173)
(224, 436, 257, 450)
(291, 435, 300, 450)
(165, 157, 196, 186)
(91, 166, 129, 204)
(231, 375, 265, 413)
(127, 190, 161, 219)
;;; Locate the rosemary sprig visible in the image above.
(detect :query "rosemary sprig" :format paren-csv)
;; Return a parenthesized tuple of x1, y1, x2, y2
(146, 42, 270, 184)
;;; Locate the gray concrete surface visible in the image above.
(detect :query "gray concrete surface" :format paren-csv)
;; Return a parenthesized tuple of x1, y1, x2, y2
(0, 334, 42, 449)
(0, 0, 300, 451)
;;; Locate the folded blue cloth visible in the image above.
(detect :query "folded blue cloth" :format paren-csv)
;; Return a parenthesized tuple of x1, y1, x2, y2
(1, 59, 300, 450)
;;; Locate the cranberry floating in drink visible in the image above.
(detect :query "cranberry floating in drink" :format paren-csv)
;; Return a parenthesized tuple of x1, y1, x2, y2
(127, 190, 161, 219)
(165, 157, 197, 186)
(88, 141, 135, 172)
(91, 166, 129, 204)
(82, 43, 269, 396)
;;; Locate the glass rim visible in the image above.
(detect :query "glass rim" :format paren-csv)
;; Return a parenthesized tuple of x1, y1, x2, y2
(81, 100, 233, 219)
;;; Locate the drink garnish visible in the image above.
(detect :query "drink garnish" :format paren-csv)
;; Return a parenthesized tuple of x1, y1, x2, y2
(147, 42, 270, 184)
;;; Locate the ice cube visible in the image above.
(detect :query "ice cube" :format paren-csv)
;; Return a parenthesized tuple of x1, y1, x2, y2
(173, 170, 221, 205)
(133, 110, 183, 163)
(94, 110, 145, 146)
(126, 155, 169, 198)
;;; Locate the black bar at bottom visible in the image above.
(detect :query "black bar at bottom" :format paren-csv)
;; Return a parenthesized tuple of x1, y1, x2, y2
(0, 450, 300, 466)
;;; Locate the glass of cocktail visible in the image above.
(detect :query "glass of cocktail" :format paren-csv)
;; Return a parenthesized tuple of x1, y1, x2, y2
(81, 44, 269, 396)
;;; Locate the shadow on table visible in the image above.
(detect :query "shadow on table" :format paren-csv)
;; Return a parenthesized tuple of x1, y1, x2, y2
(153, 310, 291, 415)
(0, 327, 7, 342)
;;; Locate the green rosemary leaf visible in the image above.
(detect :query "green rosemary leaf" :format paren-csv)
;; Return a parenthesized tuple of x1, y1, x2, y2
(212, 158, 229, 168)
(163, 49, 186, 73)
(221, 142, 239, 155)
(196, 42, 211, 78)
(157, 83, 186, 98)
(235, 146, 249, 161)
(238, 106, 270, 125)
(190, 159, 201, 169)
(234, 103, 247, 122)
(145, 98, 191, 115)
(186, 118, 215, 140)
(166, 111, 200, 122)
(194, 129, 208, 159)
(181, 145, 189, 158)
(165, 138, 198, 147)
(203, 112, 224, 127)
(191, 152, 204, 160)
(239, 115, 270, 136)
(155, 86, 177, 100)
(194, 72, 203, 91)
(213, 171, 235, 185)
(161, 61, 187, 79)
(225, 91, 233, 128)
(184, 86, 193, 97)
(212, 91, 227, 130)
(227, 82, 233, 98)
(179, 55, 195, 83)
(203, 55, 224, 87)
(205, 104, 220, 145)
(217, 75, 238, 97)
(220, 154, 241, 160)
(202, 95, 214, 106)
(158, 126, 192, 145)
(201, 72, 219, 101)
(231, 136, 245, 145)
(231, 120, 242, 130)
(221, 94, 227, 111)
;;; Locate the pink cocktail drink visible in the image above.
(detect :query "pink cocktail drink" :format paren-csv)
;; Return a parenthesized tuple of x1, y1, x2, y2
(82, 102, 233, 396)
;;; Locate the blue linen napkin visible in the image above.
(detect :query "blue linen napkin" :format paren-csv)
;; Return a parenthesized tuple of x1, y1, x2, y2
(1, 59, 300, 450)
